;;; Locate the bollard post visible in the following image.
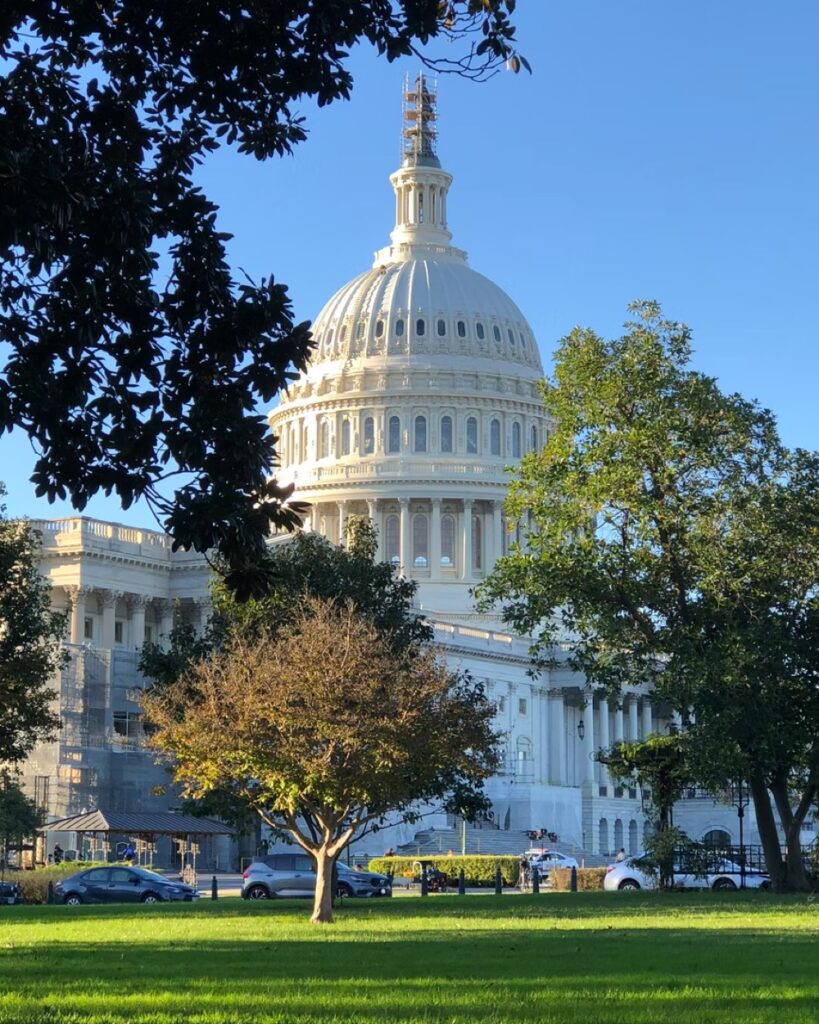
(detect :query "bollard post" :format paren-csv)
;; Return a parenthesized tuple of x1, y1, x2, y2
(420, 866, 429, 897)
(532, 866, 540, 894)
(211, 875, 218, 900)
(458, 868, 465, 896)
(47, 881, 54, 905)
(494, 866, 502, 895)
(570, 865, 578, 892)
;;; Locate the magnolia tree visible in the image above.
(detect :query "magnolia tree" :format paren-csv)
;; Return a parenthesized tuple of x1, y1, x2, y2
(142, 597, 499, 923)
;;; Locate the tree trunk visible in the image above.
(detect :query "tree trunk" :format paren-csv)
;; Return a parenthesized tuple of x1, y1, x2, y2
(311, 847, 336, 924)
(769, 775, 811, 893)
(749, 773, 786, 891)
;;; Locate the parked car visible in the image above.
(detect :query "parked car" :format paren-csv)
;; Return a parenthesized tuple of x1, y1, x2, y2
(55, 866, 199, 905)
(0, 881, 23, 905)
(524, 850, 579, 875)
(242, 853, 392, 900)
(604, 852, 770, 891)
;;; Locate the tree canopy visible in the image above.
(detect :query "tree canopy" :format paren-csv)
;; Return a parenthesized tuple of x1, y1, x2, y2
(478, 302, 819, 890)
(0, 484, 66, 764)
(1, 1, 525, 589)
(142, 597, 499, 922)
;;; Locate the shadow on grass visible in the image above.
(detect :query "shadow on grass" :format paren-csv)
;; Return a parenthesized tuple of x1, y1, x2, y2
(1, 914, 818, 1023)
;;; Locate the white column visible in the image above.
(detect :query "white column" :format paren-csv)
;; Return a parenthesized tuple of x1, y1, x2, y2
(538, 685, 550, 783)
(128, 595, 148, 650)
(627, 694, 639, 741)
(64, 586, 88, 645)
(642, 699, 653, 737)
(461, 499, 474, 580)
(399, 499, 411, 574)
(337, 500, 347, 546)
(614, 702, 624, 744)
(598, 697, 610, 790)
(491, 501, 503, 571)
(582, 691, 595, 783)
(430, 499, 442, 580)
(548, 689, 566, 785)
(156, 599, 175, 646)
(100, 590, 121, 650)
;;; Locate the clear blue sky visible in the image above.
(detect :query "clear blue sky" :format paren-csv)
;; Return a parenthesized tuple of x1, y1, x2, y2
(4, 1, 818, 526)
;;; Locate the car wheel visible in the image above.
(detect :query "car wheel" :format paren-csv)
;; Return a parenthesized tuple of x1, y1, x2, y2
(64, 893, 83, 906)
(618, 879, 641, 891)
(712, 877, 737, 891)
(141, 892, 160, 904)
(336, 882, 354, 898)
(246, 884, 271, 900)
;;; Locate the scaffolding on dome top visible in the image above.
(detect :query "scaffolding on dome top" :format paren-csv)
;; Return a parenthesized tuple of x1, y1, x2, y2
(402, 72, 439, 165)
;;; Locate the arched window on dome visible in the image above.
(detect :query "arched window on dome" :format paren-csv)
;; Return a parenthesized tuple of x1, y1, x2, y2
(441, 514, 455, 568)
(512, 422, 522, 459)
(300, 421, 308, 463)
(440, 415, 453, 453)
(437, 319, 446, 337)
(457, 320, 466, 338)
(530, 424, 538, 452)
(413, 514, 429, 568)
(475, 322, 485, 341)
(325, 328, 334, 352)
(490, 419, 501, 456)
(388, 415, 401, 453)
(493, 324, 502, 346)
(385, 514, 400, 566)
(363, 416, 375, 456)
(414, 415, 427, 453)
(472, 513, 483, 572)
(375, 320, 384, 338)
(319, 420, 330, 459)
(395, 318, 404, 337)
(340, 419, 351, 456)
(519, 331, 526, 348)
(415, 318, 426, 337)
(466, 416, 478, 455)
(340, 325, 347, 344)
(508, 328, 516, 347)
(356, 321, 365, 339)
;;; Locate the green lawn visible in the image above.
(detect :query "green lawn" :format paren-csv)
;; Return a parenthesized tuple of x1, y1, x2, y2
(1, 892, 817, 1023)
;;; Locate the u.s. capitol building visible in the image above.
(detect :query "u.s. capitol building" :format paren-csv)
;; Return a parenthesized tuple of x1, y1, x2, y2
(22, 79, 760, 864)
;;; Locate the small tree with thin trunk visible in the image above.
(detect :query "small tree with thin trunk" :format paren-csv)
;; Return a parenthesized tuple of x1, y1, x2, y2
(142, 597, 499, 923)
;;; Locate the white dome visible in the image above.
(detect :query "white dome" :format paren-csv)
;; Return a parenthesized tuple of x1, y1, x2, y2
(308, 257, 543, 377)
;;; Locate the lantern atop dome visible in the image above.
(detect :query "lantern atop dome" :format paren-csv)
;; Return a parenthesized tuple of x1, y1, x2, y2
(402, 73, 440, 168)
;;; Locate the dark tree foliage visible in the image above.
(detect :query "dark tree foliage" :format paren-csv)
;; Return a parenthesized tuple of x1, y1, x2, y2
(1, 2, 525, 590)
(0, 485, 66, 764)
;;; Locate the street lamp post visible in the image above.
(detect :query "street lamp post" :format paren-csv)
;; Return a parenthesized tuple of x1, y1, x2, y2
(730, 779, 750, 889)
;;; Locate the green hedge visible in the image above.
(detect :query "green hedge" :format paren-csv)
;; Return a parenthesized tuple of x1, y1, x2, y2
(368, 855, 520, 887)
(5, 862, 135, 904)
(550, 866, 608, 891)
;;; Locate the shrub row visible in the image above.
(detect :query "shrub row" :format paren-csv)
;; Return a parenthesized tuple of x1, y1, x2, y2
(367, 855, 521, 886)
(5, 862, 129, 904)
(550, 866, 608, 891)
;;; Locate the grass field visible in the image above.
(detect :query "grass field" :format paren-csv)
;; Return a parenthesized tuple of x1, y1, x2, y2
(1, 892, 818, 1023)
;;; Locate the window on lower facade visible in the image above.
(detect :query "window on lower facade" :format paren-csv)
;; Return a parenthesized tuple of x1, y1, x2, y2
(113, 711, 142, 742)
(490, 419, 501, 456)
(414, 415, 427, 453)
(512, 422, 522, 458)
(363, 416, 375, 455)
(341, 419, 351, 456)
(83, 617, 93, 641)
(413, 514, 429, 568)
(388, 416, 401, 453)
(440, 415, 453, 453)
(472, 513, 483, 571)
(385, 514, 400, 565)
(320, 421, 330, 458)
(466, 416, 478, 454)
(518, 698, 527, 716)
(114, 621, 124, 645)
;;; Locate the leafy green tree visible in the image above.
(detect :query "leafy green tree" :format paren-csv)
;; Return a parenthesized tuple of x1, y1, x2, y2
(1, 2, 525, 591)
(143, 597, 499, 923)
(603, 733, 696, 888)
(0, 772, 40, 866)
(478, 302, 819, 891)
(0, 485, 66, 764)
